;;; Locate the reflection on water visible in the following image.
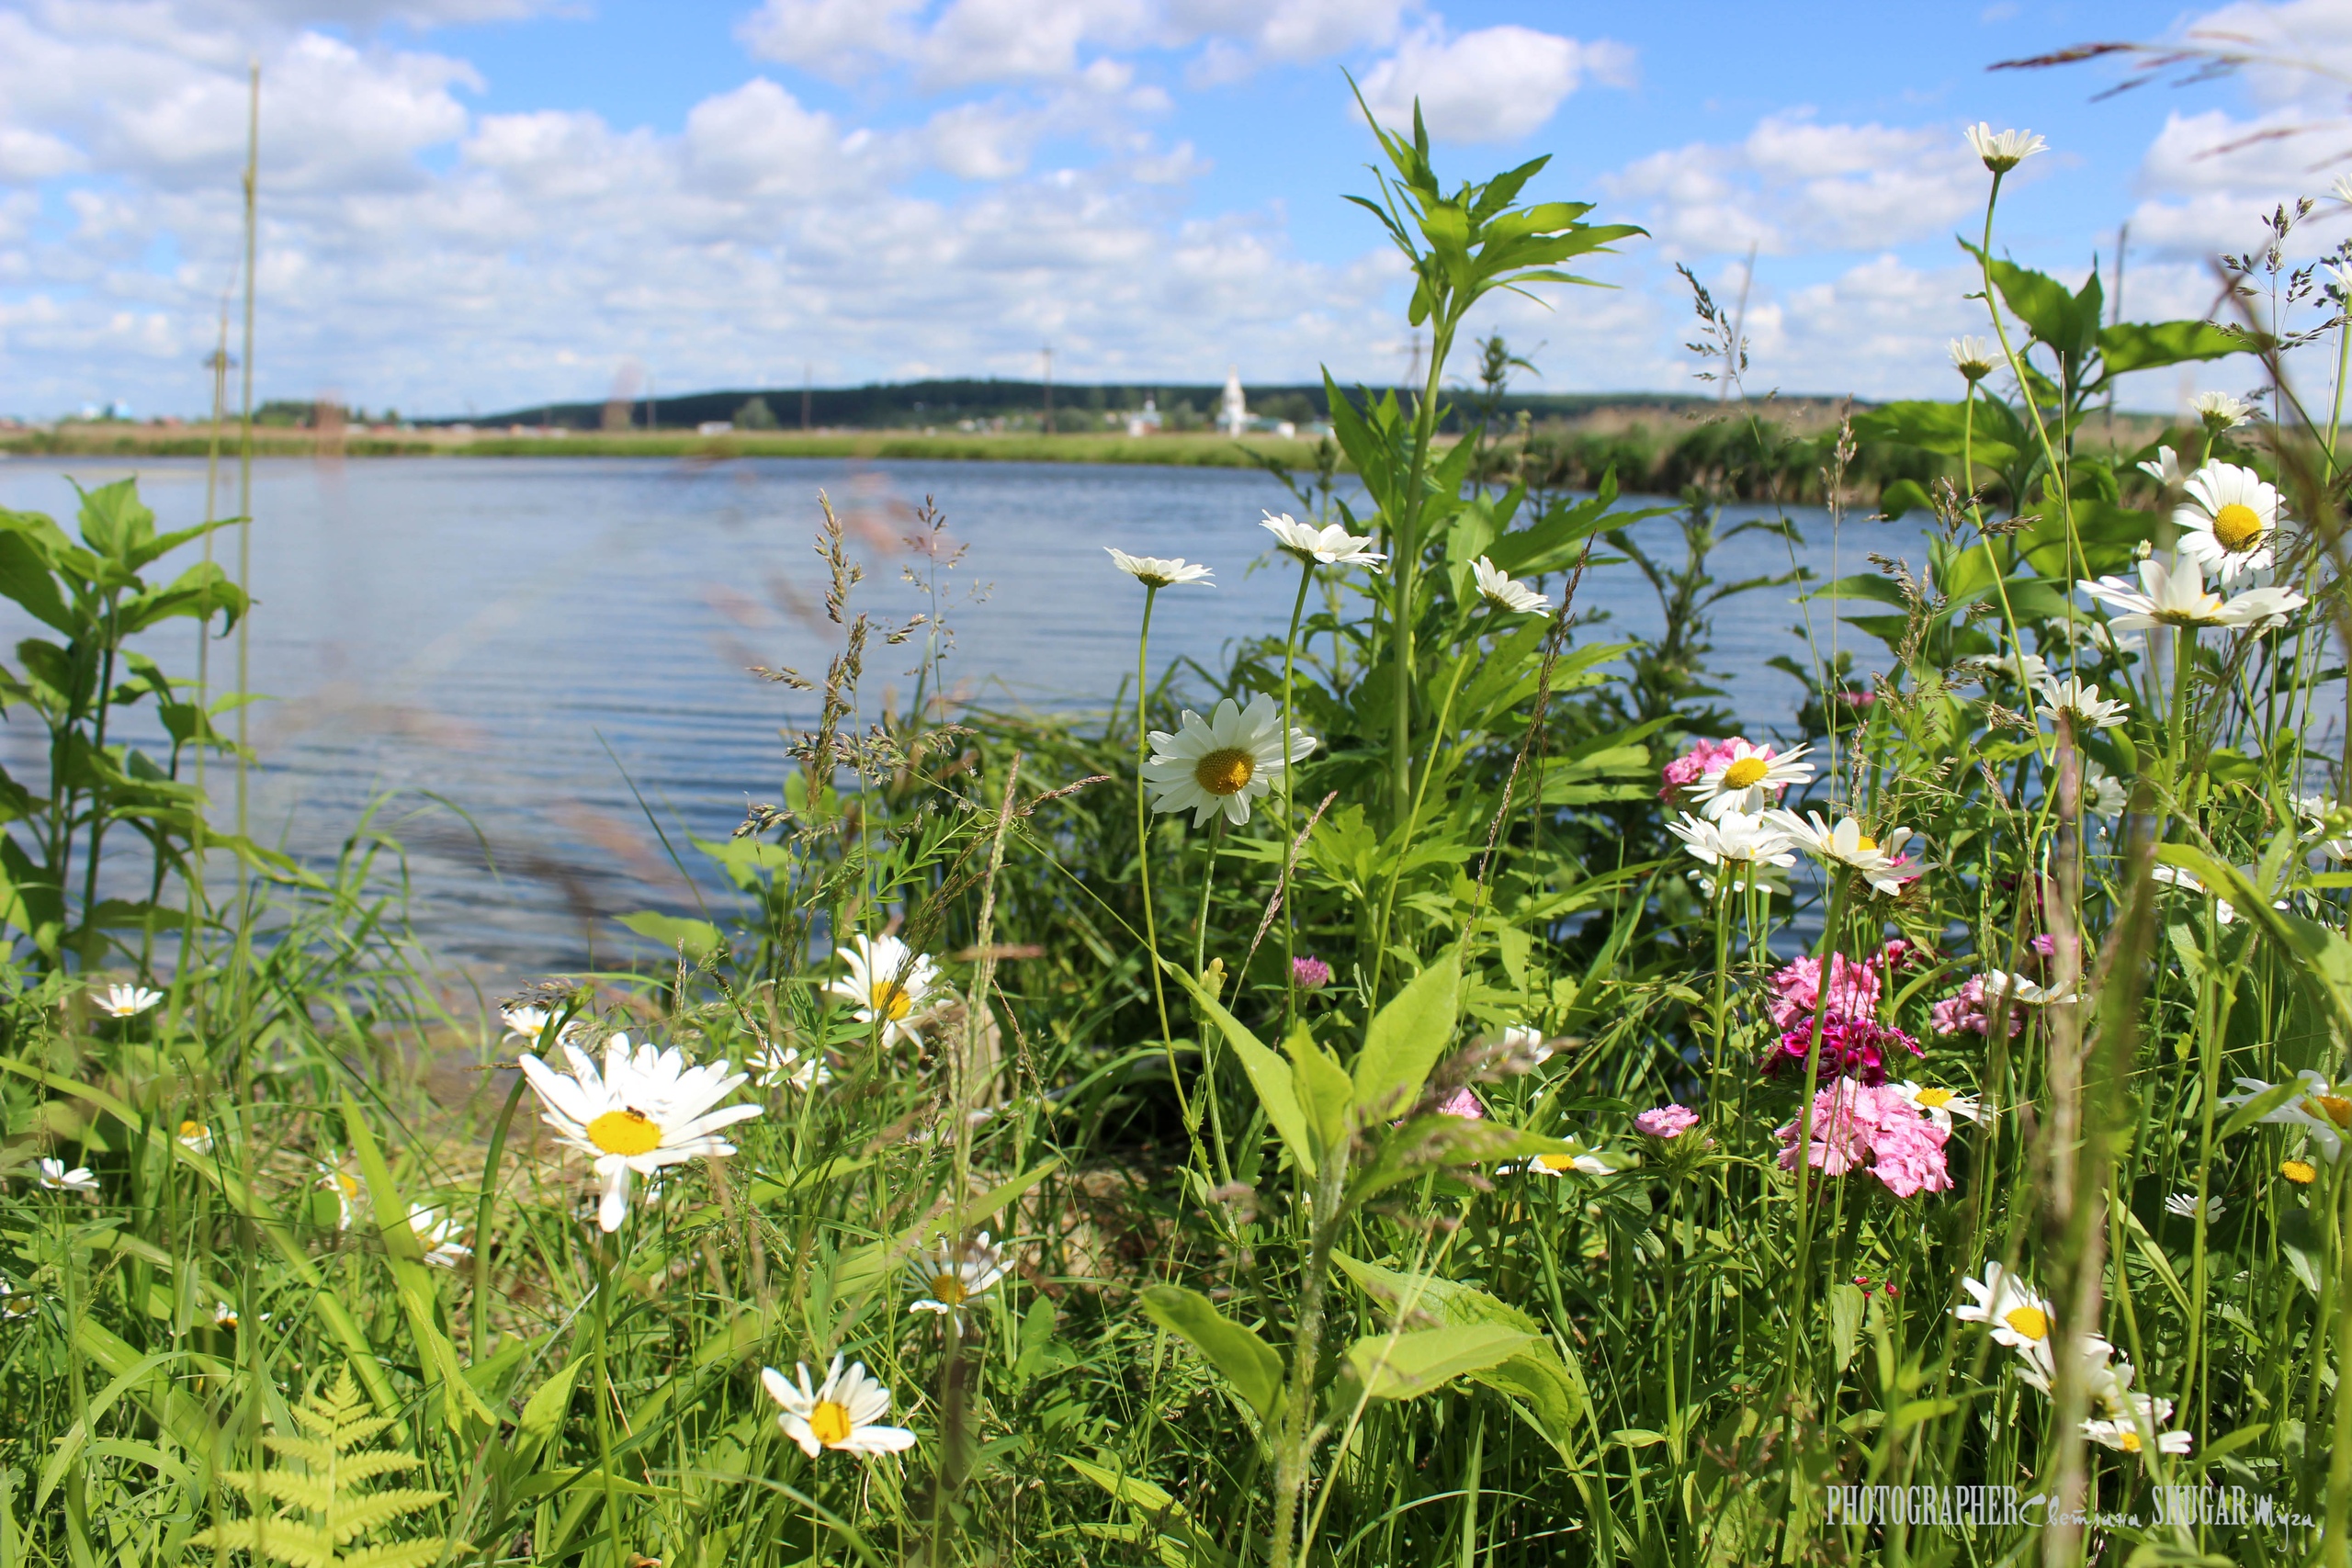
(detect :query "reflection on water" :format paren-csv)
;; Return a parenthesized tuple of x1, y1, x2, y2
(0, 454, 1884, 977)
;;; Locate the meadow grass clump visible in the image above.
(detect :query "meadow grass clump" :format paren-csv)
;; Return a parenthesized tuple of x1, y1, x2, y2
(5, 98, 2352, 1568)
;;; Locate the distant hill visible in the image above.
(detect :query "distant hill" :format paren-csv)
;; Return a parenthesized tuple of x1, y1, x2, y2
(430, 378, 1725, 434)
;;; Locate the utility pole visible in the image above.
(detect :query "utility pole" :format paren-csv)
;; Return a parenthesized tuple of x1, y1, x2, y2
(1041, 343, 1054, 434)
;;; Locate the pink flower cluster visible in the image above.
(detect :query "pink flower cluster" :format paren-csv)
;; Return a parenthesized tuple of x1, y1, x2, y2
(1658, 736, 1778, 800)
(1634, 1103, 1700, 1139)
(1766, 953, 1882, 1030)
(1757, 948, 1922, 1084)
(1761, 1017, 1922, 1085)
(1929, 976, 2023, 1039)
(1775, 1081, 1952, 1198)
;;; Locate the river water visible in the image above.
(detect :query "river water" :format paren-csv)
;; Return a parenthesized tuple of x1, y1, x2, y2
(0, 454, 1901, 977)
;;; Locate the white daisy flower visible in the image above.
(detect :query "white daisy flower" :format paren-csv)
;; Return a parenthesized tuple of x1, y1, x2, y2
(1949, 336, 1996, 381)
(1953, 1264, 2062, 1376)
(2083, 1362, 2194, 1453)
(2136, 446, 2186, 487)
(1981, 969, 2080, 1007)
(2220, 1070, 2352, 1162)
(2174, 461, 2279, 581)
(317, 1160, 367, 1229)
(2083, 1415, 2193, 1455)
(409, 1203, 473, 1269)
(1501, 1151, 1618, 1178)
(2078, 556, 2306, 633)
(2150, 864, 2237, 926)
(176, 1120, 213, 1155)
(38, 1158, 98, 1195)
(1975, 649, 2046, 686)
(760, 1356, 919, 1459)
(2035, 675, 2130, 731)
(2082, 763, 2129, 818)
(2191, 390, 2254, 432)
(1964, 123, 2047, 173)
(2296, 793, 2352, 861)
(2164, 1191, 2222, 1221)
(1470, 557, 1548, 615)
(95, 984, 163, 1019)
(1106, 548, 1213, 589)
(1142, 691, 1316, 828)
(1888, 1081, 1984, 1132)
(751, 1038, 834, 1091)
(1684, 739, 1814, 818)
(1664, 809, 1799, 890)
(909, 1232, 1011, 1332)
(518, 1034, 763, 1233)
(502, 1003, 585, 1047)
(1763, 810, 1926, 897)
(1261, 512, 1385, 570)
(1501, 1022, 1553, 1065)
(825, 934, 943, 1050)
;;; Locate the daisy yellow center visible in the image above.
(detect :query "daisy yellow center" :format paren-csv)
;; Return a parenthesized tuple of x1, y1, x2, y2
(586, 1108, 664, 1157)
(1535, 1154, 1576, 1173)
(2316, 1095, 2352, 1128)
(2116, 1429, 2143, 1453)
(1915, 1088, 1954, 1109)
(928, 1272, 968, 1304)
(180, 1121, 206, 1139)
(330, 1172, 360, 1199)
(868, 981, 914, 1021)
(1193, 748, 1256, 797)
(1854, 835, 1878, 852)
(2002, 1305, 2049, 1342)
(2284, 1158, 2319, 1185)
(2211, 502, 2264, 552)
(1720, 757, 1770, 790)
(808, 1400, 854, 1445)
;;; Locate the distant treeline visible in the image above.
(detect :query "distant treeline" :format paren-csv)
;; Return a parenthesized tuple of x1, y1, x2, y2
(438, 379, 1736, 434)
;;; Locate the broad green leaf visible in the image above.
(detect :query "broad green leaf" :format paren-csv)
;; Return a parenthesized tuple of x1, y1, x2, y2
(2098, 320, 2245, 378)
(518, 1358, 587, 1440)
(1168, 963, 1317, 1176)
(1286, 1022, 1355, 1161)
(615, 910, 725, 959)
(1351, 949, 1461, 1120)
(1343, 1323, 1533, 1402)
(1138, 1285, 1284, 1422)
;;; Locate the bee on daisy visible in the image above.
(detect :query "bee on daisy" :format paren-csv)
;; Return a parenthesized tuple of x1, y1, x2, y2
(761, 1356, 919, 1459)
(517, 1034, 763, 1233)
(826, 934, 941, 1050)
(908, 1232, 1010, 1333)
(2173, 460, 2279, 581)
(1142, 693, 1317, 828)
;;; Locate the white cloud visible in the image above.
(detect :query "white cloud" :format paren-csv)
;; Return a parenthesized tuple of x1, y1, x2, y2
(1359, 24, 1629, 143)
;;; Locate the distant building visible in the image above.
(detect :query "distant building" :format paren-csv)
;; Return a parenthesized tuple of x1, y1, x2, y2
(1220, 368, 1247, 437)
(1127, 395, 1162, 437)
(697, 421, 734, 435)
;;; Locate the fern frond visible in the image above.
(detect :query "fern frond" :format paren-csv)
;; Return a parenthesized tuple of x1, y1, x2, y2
(264, 1433, 339, 1466)
(327, 1414, 398, 1451)
(325, 1451, 424, 1484)
(238, 1471, 338, 1514)
(338, 1541, 458, 1568)
(186, 1517, 337, 1568)
(328, 1489, 449, 1543)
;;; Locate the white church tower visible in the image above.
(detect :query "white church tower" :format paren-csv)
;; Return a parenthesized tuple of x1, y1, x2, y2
(1220, 367, 1248, 437)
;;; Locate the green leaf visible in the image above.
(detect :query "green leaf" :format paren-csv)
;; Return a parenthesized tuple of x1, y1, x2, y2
(517, 1358, 586, 1441)
(0, 523, 71, 634)
(1286, 1022, 1355, 1162)
(614, 910, 725, 960)
(1167, 964, 1317, 1177)
(1351, 949, 1461, 1121)
(1138, 1285, 1284, 1423)
(2098, 320, 2246, 377)
(1342, 1323, 1533, 1403)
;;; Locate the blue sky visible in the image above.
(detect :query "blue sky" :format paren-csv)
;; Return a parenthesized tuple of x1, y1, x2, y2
(2, 0, 2345, 419)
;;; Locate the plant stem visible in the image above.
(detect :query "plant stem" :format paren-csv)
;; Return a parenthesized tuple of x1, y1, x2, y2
(1281, 559, 1314, 1037)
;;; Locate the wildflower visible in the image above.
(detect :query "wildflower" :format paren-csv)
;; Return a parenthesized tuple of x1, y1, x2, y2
(1292, 954, 1332, 991)
(750, 1039, 833, 1091)
(1686, 739, 1814, 818)
(410, 1204, 473, 1269)
(826, 934, 942, 1049)
(1981, 969, 2079, 1007)
(2034, 675, 2129, 730)
(2150, 864, 2237, 925)
(0, 1281, 32, 1320)
(2297, 794, 2352, 860)
(1261, 512, 1385, 570)
(1658, 736, 1743, 799)
(2283, 1158, 2319, 1185)
(1974, 649, 2046, 686)
(2164, 1191, 2222, 1221)
(1764, 953, 1881, 1031)
(1964, 122, 2047, 173)
(1665, 809, 1797, 890)
(1953, 1265, 2057, 1369)
(2191, 390, 2254, 432)
(1500, 1022, 1554, 1064)
(909, 1232, 1010, 1331)
(1106, 547, 1213, 588)
(1775, 1081, 1950, 1196)
(760, 1356, 918, 1458)
(517, 1034, 763, 1233)
(1949, 335, 1996, 381)
(2082, 763, 2129, 818)
(1143, 692, 1317, 828)
(2220, 1070, 2352, 1162)
(39, 1158, 98, 1195)
(1634, 1103, 1700, 1139)
(210, 1300, 267, 1329)
(502, 1003, 585, 1047)
(2136, 446, 2186, 487)
(1436, 1087, 1487, 1120)
(1470, 557, 1548, 615)
(1930, 976, 2019, 1039)
(1888, 1080, 1984, 1132)
(95, 983, 164, 1018)
(177, 1120, 213, 1154)
(2174, 461, 2278, 581)
(317, 1161, 367, 1229)
(2078, 555, 2306, 634)
(1765, 810, 1926, 897)
(1502, 1150, 1618, 1178)
(2083, 1361, 2194, 1453)
(1762, 1016, 1921, 1085)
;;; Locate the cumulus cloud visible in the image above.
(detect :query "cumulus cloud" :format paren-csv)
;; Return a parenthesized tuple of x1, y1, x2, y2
(1360, 24, 1631, 143)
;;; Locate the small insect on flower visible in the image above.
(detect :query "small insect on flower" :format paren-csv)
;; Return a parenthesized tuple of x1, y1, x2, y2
(909, 1232, 1011, 1332)
(177, 1120, 213, 1154)
(1964, 122, 2047, 174)
(1634, 1104, 1700, 1139)
(1261, 512, 1385, 570)
(2164, 1191, 2223, 1221)
(1470, 557, 1549, 615)
(2173, 460, 2280, 582)
(1948, 336, 1996, 381)
(410, 1203, 473, 1268)
(760, 1356, 919, 1458)
(1685, 739, 1814, 819)
(1106, 547, 1214, 589)
(518, 1034, 763, 1233)
(1143, 692, 1317, 828)
(2191, 390, 2254, 432)
(38, 1158, 98, 1195)
(2034, 675, 2130, 731)
(1292, 954, 1333, 992)
(826, 934, 942, 1050)
(94, 983, 164, 1019)
(2282, 1158, 2319, 1185)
